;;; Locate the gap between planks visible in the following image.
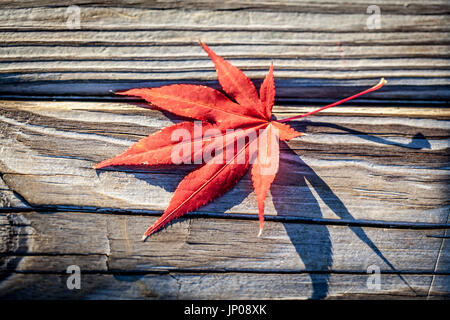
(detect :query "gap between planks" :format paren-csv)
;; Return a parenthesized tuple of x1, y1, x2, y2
(1, 208, 449, 230)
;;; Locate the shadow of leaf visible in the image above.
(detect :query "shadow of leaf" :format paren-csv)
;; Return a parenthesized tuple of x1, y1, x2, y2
(272, 145, 332, 299)
(95, 114, 430, 298)
(271, 120, 428, 298)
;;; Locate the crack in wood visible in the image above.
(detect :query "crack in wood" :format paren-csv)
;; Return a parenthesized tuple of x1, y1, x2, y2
(427, 212, 449, 299)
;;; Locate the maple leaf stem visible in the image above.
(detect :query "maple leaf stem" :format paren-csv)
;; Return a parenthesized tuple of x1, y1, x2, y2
(276, 78, 387, 123)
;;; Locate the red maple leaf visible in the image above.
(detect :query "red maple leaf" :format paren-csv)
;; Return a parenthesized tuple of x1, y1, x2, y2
(94, 42, 386, 240)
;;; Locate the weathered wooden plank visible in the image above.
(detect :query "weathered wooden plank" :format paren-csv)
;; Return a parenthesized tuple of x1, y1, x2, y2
(1, 0, 449, 14)
(1, 211, 448, 274)
(1, 65, 448, 82)
(1, 46, 447, 101)
(1, 210, 449, 300)
(0, 6, 448, 102)
(2, 100, 450, 117)
(1, 6, 449, 30)
(2, 30, 450, 46)
(1, 100, 449, 225)
(3, 58, 450, 75)
(0, 273, 448, 300)
(3, 80, 448, 106)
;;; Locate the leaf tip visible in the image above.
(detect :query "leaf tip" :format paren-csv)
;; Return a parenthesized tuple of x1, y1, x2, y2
(115, 89, 132, 96)
(115, 88, 148, 97)
(93, 158, 113, 169)
(93, 162, 103, 169)
(199, 41, 217, 60)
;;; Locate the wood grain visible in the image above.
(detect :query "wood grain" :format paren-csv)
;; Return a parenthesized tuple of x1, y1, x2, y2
(0, 100, 449, 225)
(0, 100, 448, 299)
(1, 211, 449, 272)
(0, 211, 448, 299)
(0, 0, 449, 14)
(0, 5, 449, 103)
(0, 1, 449, 300)
(1, 273, 449, 300)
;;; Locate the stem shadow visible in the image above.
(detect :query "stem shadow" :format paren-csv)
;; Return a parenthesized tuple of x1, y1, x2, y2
(292, 120, 431, 150)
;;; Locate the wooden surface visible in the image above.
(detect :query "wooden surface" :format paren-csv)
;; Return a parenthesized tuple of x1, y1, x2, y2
(0, 0, 449, 300)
